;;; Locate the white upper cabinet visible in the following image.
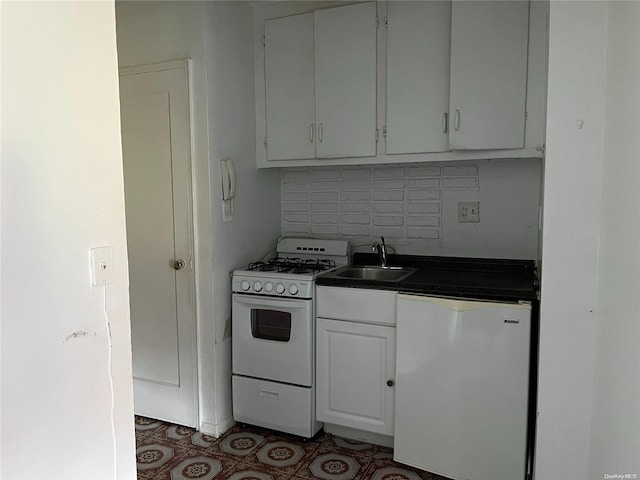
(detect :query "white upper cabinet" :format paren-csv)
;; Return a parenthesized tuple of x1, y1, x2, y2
(264, 13, 315, 161)
(255, 0, 545, 167)
(385, 1, 451, 155)
(262, 2, 377, 161)
(449, 1, 530, 150)
(315, 2, 378, 158)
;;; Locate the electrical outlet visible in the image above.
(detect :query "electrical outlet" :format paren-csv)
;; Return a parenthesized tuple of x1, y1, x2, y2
(458, 202, 480, 223)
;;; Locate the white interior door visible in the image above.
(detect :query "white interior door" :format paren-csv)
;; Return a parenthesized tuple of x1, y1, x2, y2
(119, 61, 197, 427)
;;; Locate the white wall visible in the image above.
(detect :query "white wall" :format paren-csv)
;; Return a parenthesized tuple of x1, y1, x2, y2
(204, 0, 282, 433)
(589, 3, 640, 478)
(536, 2, 608, 479)
(1, 2, 136, 479)
(282, 158, 541, 259)
(115, 1, 281, 435)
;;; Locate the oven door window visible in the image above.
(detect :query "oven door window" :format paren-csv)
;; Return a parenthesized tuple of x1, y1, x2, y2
(251, 309, 292, 342)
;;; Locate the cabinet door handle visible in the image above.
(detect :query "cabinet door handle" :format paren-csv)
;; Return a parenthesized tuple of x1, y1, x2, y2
(454, 109, 461, 131)
(442, 112, 448, 133)
(309, 123, 315, 143)
(387, 380, 394, 387)
(318, 123, 323, 142)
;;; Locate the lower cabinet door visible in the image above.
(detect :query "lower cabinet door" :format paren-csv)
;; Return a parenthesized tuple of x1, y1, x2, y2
(316, 317, 396, 435)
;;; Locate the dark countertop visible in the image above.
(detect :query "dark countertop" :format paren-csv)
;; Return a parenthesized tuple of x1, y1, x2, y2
(316, 253, 538, 302)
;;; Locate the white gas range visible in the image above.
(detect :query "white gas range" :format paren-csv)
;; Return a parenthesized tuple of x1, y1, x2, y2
(231, 237, 350, 438)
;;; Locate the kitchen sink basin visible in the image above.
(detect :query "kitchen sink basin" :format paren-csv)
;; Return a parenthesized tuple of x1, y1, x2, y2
(331, 265, 417, 282)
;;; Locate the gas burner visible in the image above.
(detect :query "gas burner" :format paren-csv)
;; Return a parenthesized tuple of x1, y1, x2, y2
(247, 257, 337, 275)
(294, 259, 336, 274)
(247, 259, 278, 272)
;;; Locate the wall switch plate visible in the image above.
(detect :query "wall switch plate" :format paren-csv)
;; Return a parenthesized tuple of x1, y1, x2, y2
(90, 246, 113, 286)
(458, 202, 480, 223)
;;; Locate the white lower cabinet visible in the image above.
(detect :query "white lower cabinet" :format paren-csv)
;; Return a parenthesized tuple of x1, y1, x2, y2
(315, 286, 397, 436)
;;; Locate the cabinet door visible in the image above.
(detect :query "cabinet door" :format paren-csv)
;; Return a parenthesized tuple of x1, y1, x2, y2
(449, 1, 529, 150)
(314, 2, 377, 158)
(264, 13, 316, 161)
(316, 317, 396, 435)
(386, 1, 451, 154)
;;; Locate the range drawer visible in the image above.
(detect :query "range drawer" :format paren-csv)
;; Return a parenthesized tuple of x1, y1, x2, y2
(232, 375, 320, 438)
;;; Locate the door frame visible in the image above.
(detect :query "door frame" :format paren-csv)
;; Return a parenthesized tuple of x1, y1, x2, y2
(119, 59, 200, 427)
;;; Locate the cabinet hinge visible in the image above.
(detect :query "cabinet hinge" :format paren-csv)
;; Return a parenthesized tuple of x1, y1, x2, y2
(375, 129, 379, 142)
(383, 125, 387, 138)
(384, 16, 388, 28)
(535, 142, 545, 155)
(264, 137, 267, 148)
(376, 15, 379, 29)
(262, 35, 265, 47)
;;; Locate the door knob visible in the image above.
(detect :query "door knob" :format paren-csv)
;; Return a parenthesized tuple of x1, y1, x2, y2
(173, 259, 186, 270)
(387, 380, 394, 387)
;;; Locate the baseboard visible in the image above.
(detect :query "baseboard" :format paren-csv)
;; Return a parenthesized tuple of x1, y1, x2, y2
(323, 423, 394, 448)
(199, 416, 236, 438)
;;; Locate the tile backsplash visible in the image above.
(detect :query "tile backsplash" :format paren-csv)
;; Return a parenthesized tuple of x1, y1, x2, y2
(281, 159, 541, 259)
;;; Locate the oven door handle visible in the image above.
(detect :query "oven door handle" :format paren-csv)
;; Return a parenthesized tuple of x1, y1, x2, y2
(233, 294, 309, 310)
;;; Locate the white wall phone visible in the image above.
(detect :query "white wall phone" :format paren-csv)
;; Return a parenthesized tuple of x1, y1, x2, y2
(220, 158, 236, 221)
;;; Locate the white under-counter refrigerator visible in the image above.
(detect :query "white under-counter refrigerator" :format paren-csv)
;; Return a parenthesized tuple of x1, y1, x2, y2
(394, 294, 532, 480)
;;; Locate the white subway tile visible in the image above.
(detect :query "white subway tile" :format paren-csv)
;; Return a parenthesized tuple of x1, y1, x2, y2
(342, 179, 372, 189)
(373, 216, 404, 226)
(341, 225, 371, 236)
(311, 191, 339, 202)
(341, 214, 370, 224)
(311, 214, 338, 224)
(341, 203, 371, 213)
(282, 203, 309, 212)
(407, 178, 440, 189)
(407, 203, 440, 214)
(373, 190, 404, 201)
(342, 191, 371, 201)
(312, 180, 340, 190)
(312, 225, 339, 235)
(442, 177, 478, 189)
(407, 166, 441, 177)
(373, 203, 404, 213)
(407, 216, 440, 227)
(283, 213, 309, 223)
(373, 167, 405, 178)
(443, 165, 478, 176)
(311, 203, 339, 213)
(373, 178, 405, 189)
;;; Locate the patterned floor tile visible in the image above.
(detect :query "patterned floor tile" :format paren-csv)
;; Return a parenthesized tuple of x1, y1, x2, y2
(135, 435, 191, 479)
(134, 417, 452, 480)
(320, 436, 378, 457)
(135, 415, 166, 436)
(295, 447, 372, 480)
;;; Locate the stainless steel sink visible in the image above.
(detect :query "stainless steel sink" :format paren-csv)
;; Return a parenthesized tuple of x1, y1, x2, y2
(331, 265, 417, 282)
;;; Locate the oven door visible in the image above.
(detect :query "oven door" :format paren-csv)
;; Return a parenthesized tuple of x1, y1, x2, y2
(232, 293, 313, 387)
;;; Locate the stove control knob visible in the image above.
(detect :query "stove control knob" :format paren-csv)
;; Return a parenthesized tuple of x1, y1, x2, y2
(240, 280, 250, 291)
(264, 281, 274, 293)
(253, 281, 263, 292)
(288, 284, 299, 295)
(275, 283, 285, 294)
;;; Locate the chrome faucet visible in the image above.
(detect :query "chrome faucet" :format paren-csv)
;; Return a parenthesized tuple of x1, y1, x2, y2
(372, 236, 388, 268)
